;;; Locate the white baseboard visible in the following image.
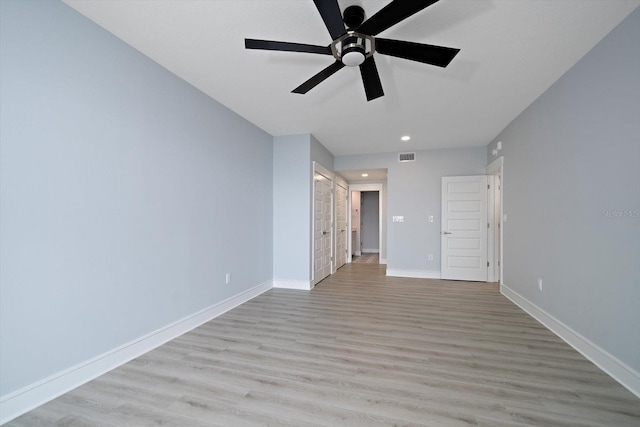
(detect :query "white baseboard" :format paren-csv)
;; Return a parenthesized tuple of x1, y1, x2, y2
(501, 284, 640, 399)
(361, 248, 379, 254)
(273, 279, 313, 290)
(0, 280, 273, 425)
(379, 258, 387, 265)
(386, 269, 441, 279)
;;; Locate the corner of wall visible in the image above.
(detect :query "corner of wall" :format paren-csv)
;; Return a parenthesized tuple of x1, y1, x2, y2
(500, 283, 640, 399)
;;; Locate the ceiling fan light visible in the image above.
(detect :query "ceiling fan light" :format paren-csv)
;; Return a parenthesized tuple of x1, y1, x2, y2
(342, 49, 365, 67)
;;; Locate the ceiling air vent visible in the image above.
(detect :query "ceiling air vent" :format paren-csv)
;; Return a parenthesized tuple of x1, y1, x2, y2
(398, 152, 416, 163)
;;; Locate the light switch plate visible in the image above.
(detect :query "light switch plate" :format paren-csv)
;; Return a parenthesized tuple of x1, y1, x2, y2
(393, 216, 404, 223)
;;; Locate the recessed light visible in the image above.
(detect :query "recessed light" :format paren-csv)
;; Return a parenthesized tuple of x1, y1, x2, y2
(361, 173, 369, 177)
(401, 135, 411, 141)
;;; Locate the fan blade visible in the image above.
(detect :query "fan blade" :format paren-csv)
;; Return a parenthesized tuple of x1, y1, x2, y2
(359, 56, 384, 101)
(245, 39, 332, 55)
(376, 38, 460, 67)
(357, 0, 439, 36)
(313, 0, 346, 40)
(292, 61, 345, 94)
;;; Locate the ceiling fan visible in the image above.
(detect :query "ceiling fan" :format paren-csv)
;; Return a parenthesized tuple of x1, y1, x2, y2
(245, 0, 460, 101)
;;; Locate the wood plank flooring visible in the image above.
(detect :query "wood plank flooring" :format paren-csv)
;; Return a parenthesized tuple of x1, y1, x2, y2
(8, 264, 640, 426)
(351, 253, 379, 264)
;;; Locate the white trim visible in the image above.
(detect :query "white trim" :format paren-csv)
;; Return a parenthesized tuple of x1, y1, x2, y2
(501, 284, 640, 398)
(487, 175, 495, 282)
(349, 183, 384, 266)
(334, 178, 349, 273)
(335, 175, 348, 189)
(0, 280, 273, 425)
(361, 248, 379, 254)
(273, 279, 314, 290)
(348, 183, 383, 192)
(487, 156, 504, 285)
(379, 258, 388, 265)
(313, 161, 334, 181)
(386, 269, 441, 279)
(312, 162, 334, 286)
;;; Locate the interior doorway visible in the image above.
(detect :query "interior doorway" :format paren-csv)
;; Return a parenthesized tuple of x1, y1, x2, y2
(353, 191, 379, 264)
(351, 190, 379, 264)
(348, 183, 384, 265)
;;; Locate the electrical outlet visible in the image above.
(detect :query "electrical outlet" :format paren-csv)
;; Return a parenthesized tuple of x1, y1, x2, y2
(538, 279, 543, 291)
(428, 254, 434, 261)
(226, 273, 231, 284)
(428, 215, 434, 223)
(392, 216, 404, 223)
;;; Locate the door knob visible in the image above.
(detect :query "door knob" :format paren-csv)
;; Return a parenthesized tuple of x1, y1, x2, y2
(442, 231, 452, 235)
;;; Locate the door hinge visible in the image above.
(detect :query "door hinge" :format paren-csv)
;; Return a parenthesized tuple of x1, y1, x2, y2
(488, 184, 490, 190)
(487, 222, 490, 229)
(487, 261, 490, 267)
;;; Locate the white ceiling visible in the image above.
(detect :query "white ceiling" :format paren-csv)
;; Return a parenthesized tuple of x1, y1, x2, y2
(63, 0, 639, 156)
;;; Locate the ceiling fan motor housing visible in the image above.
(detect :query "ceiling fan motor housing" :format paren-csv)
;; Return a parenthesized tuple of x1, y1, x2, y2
(343, 5, 365, 29)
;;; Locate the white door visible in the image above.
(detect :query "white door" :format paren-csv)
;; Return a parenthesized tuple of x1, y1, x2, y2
(335, 182, 348, 270)
(441, 176, 488, 281)
(314, 173, 333, 284)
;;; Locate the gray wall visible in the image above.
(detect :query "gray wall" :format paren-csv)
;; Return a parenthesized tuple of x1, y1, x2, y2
(361, 192, 380, 252)
(272, 134, 334, 282)
(273, 135, 312, 282)
(486, 8, 640, 372)
(335, 148, 486, 272)
(0, 0, 273, 396)
(310, 134, 334, 172)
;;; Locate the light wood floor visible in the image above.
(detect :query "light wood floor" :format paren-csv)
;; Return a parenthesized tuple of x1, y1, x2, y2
(8, 264, 639, 426)
(351, 253, 379, 264)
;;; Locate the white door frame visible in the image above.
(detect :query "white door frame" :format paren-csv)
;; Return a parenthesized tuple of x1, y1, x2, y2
(487, 157, 504, 284)
(348, 183, 384, 264)
(312, 162, 334, 285)
(334, 176, 349, 272)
